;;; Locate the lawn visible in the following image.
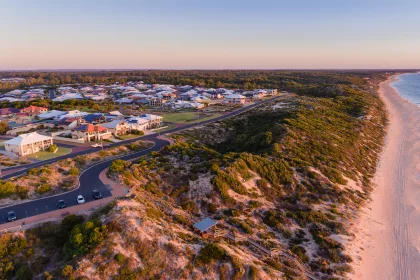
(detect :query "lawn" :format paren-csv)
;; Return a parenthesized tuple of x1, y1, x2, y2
(119, 134, 142, 140)
(27, 147, 72, 160)
(160, 112, 197, 123)
(154, 123, 177, 132)
(160, 112, 221, 123)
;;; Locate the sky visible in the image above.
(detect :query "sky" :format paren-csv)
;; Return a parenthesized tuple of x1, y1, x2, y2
(1, 0, 420, 70)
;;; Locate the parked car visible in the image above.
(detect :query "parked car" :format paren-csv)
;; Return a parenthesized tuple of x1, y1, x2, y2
(91, 143, 102, 148)
(7, 211, 17, 222)
(92, 189, 102, 199)
(57, 200, 66, 209)
(77, 195, 85, 204)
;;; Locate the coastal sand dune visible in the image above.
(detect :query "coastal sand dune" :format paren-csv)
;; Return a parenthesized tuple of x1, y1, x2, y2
(354, 75, 420, 280)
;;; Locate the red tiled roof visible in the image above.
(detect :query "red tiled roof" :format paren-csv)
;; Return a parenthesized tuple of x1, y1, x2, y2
(74, 124, 108, 132)
(19, 106, 48, 113)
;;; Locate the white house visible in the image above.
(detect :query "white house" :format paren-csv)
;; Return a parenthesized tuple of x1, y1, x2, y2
(116, 97, 133, 104)
(37, 110, 67, 119)
(56, 110, 89, 120)
(126, 117, 150, 131)
(139, 114, 163, 128)
(102, 120, 131, 136)
(224, 94, 246, 104)
(52, 92, 84, 102)
(71, 124, 112, 142)
(4, 132, 54, 156)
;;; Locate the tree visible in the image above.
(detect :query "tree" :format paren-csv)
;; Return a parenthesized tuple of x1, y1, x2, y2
(0, 121, 9, 135)
(48, 144, 58, 153)
(92, 104, 100, 111)
(61, 265, 73, 278)
(106, 103, 114, 111)
(68, 167, 80, 176)
(43, 271, 53, 280)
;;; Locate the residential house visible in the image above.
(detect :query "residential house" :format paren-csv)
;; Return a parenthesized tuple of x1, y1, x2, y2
(82, 113, 107, 124)
(116, 97, 133, 104)
(149, 98, 166, 107)
(224, 94, 246, 104)
(56, 110, 88, 120)
(126, 117, 150, 131)
(139, 114, 163, 128)
(56, 117, 83, 129)
(0, 108, 19, 117)
(37, 110, 67, 119)
(52, 92, 84, 102)
(71, 124, 112, 142)
(0, 97, 22, 103)
(19, 106, 48, 115)
(4, 132, 54, 156)
(102, 120, 131, 136)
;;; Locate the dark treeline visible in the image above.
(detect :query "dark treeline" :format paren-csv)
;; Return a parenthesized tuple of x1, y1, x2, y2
(0, 70, 388, 94)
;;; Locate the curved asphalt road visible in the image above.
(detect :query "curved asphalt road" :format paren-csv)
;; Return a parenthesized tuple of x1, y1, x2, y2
(0, 96, 281, 225)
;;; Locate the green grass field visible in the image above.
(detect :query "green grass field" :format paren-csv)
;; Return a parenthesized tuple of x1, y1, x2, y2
(160, 112, 221, 123)
(160, 112, 197, 123)
(154, 123, 177, 132)
(118, 134, 142, 140)
(27, 147, 72, 160)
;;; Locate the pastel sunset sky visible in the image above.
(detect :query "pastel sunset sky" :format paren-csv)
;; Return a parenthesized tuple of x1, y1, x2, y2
(1, 0, 420, 70)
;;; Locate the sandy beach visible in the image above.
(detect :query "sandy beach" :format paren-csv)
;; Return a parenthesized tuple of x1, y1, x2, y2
(353, 75, 420, 280)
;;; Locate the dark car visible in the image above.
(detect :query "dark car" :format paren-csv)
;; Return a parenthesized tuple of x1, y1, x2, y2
(57, 200, 66, 209)
(7, 211, 17, 222)
(92, 190, 102, 200)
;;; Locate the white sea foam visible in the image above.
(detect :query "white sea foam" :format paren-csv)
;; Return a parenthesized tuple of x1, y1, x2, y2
(391, 72, 420, 105)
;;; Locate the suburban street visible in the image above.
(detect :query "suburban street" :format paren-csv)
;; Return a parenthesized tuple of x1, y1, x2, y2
(0, 96, 280, 227)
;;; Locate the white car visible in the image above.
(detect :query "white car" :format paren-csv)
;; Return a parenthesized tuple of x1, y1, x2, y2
(91, 143, 102, 148)
(77, 195, 86, 204)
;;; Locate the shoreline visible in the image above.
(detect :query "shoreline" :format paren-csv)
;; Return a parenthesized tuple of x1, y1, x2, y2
(352, 74, 420, 279)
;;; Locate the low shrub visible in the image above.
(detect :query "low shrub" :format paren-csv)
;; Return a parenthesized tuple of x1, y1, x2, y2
(48, 144, 58, 153)
(196, 243, 227, 265)
(36, 184, 51, 194)
(68, 167, 80, 176)
(114, 253, 127, 264)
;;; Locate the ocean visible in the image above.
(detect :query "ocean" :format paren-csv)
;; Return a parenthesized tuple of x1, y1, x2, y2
(391, 73, 420, 105)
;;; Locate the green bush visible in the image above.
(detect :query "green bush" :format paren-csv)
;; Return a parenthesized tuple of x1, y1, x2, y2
(290, 245, 309, 263)
(196, 243, 227, 265)
(62, 220, 108, 259)
(74, 155, 87, 166)
(114, 253, 127, 264)
(36, 184, 51, 194)
(0, 120, 9, 135)
(68, 167, 80, 176)
(131, 129, 144, 135)
(109, 159, 129, 174)
(0, 234, 29, 278)
(0, 181, 16, 198)
(61, 265, 73, 277)
(230, 218, 254, 234)
(48, 144, 58, 153)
